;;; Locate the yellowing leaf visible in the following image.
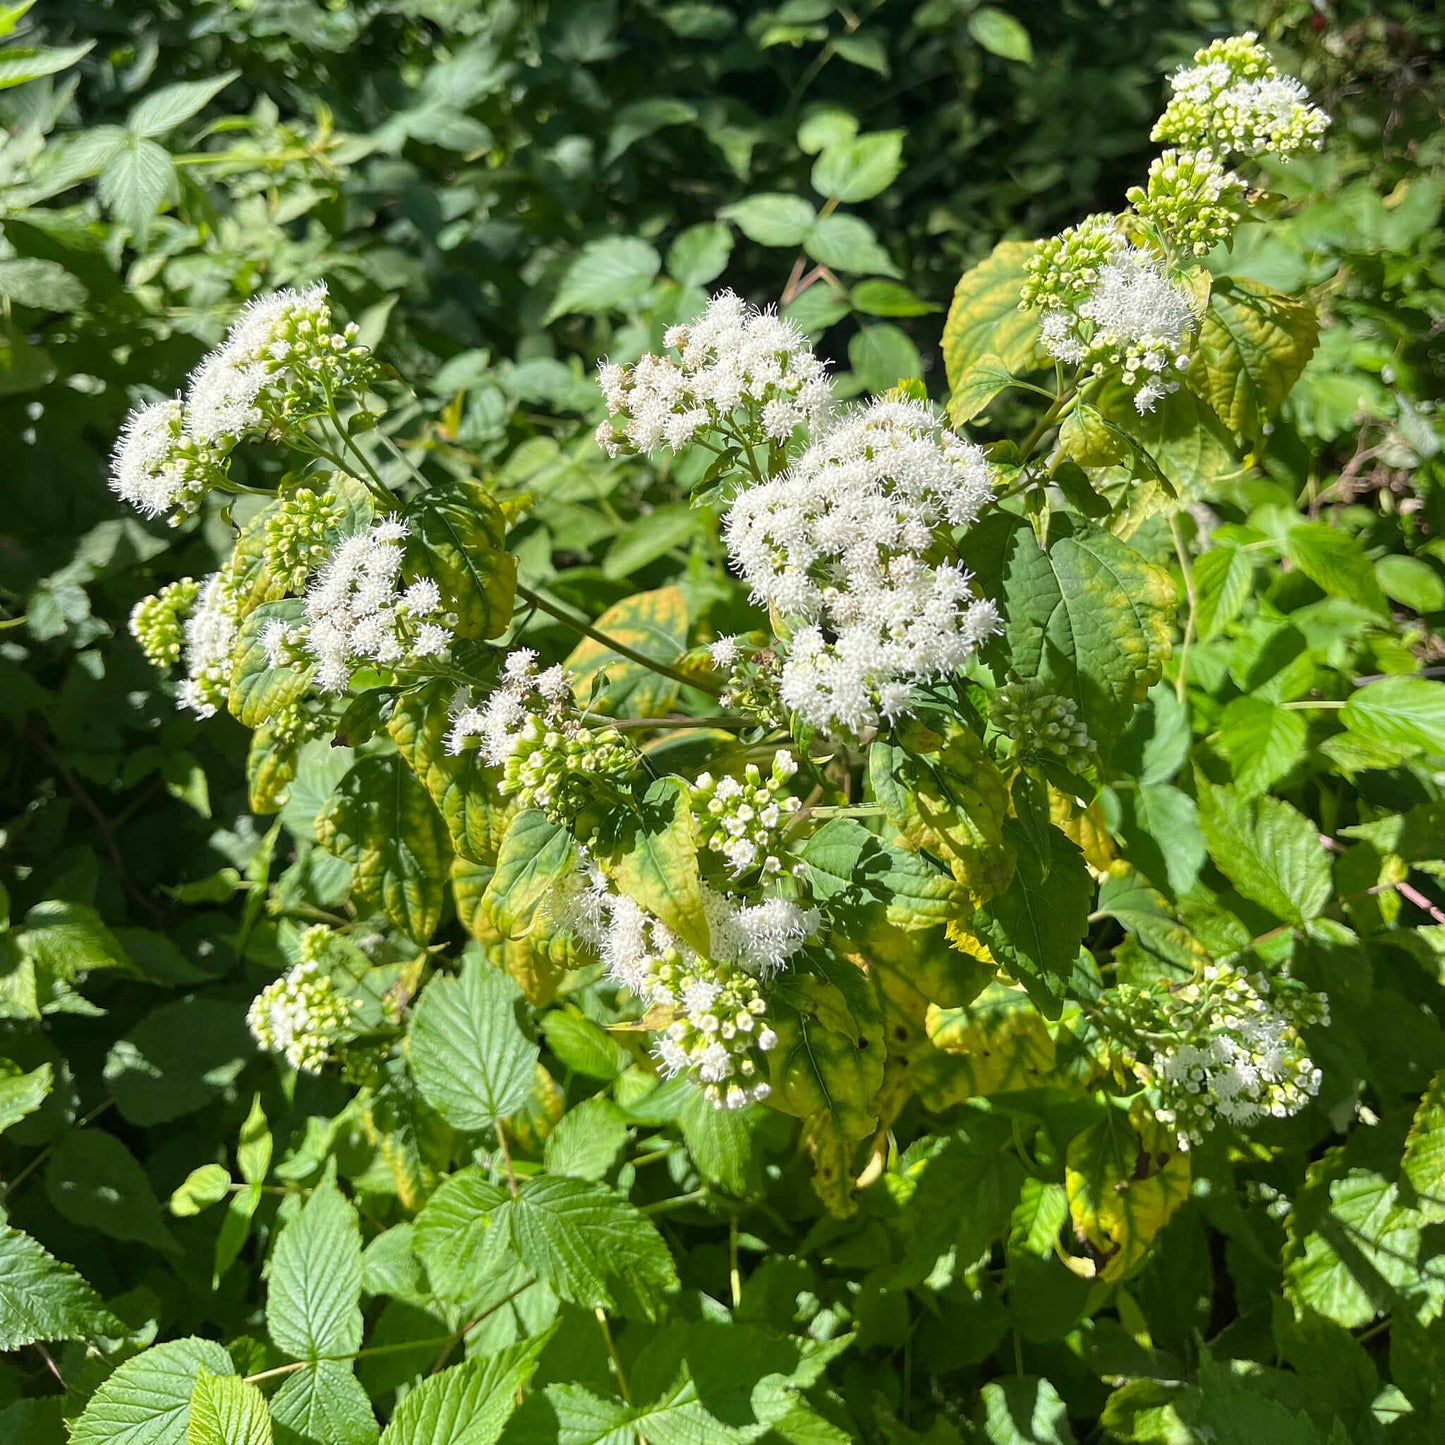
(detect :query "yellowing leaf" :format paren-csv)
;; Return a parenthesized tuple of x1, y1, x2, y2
(564, 585, 690, 718)
(925, 983, 1055, 1099)
(942, 240, 1043, 393)
(1065, 1104, 1189, 1281)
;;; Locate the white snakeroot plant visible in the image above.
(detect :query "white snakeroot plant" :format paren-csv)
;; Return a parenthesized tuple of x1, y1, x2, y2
(723, 399, 999, 735)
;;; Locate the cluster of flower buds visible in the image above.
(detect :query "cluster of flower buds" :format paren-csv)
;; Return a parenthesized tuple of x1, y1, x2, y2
(990, 679, 1096, 772)
(176, 572, 243, 718)
(1152, 32, 1330, 160)
(446, 651, 639, 822)
(1128, 148, 1246, 256)
(594, 290, 832, 459)
(690, 751, 805, 879)
(246, 932, 354, 1073)
(129, 578, 200, 668)
(1132, 963, 1328, 1151)
(263, 481, 350, 592)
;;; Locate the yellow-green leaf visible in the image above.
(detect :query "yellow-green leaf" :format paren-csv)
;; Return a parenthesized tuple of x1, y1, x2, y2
(564, 585, 690, 718)
(1187, 276, 1319, 442)
(186, 1370, 272, 1445)
(942, 240, 1043, 392)
(245, 719, 301, 815)
(482, 810, 576, 938)
(315, 754, 452, 942)
(408, 477, 516, 640)
(601, 779, 709, 955)
(868, 718, 1015, 906)
(946, 352, 1016, 426)
(229, 600, 312, 727)
(925, 982, 1056, 1099)
(1065, 1104, 1190, 1281)
(389, 681, 511, 862)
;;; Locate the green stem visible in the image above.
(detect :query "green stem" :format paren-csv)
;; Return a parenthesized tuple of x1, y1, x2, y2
(515, 583, 721, 697)
(595, 1308, 631, 1405)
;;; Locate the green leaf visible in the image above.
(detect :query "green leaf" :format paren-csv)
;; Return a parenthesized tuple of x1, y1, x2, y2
(850, 279, 936, 317)
(961, 512, 1175, 742)
(46, 1129, 177, 1251)
(602, 778, 710, 956)
(97, 136, 176, 231)
(498, 1175, 678, 1320)
(810, 130, 904, 203)
(968, 7, 1034, 64)
(1285, 523, 1387, 615)
(315, 754, 452, 943)
(408, 955, 538, 1131)
(17, 899, 128, 978)
(407, 478, 516, 640)
(0, 38, 92, 91)
(128, 73, 238, 138)
(412, 1168, 512, 1304)
(0, 1058, 50, 1132)
(848, 323, 923, 394)
(1217, 696, 1308, 795)
(543, 1095, 629, 1181)
(1193, 545, 1254, 641)
(1178, 1354, 1321, 1445)
(0, 256, 87, 311)
(545, 237, 661, 323)
(104, 998, 254, 1126)
(800, 817, 964, 932)
(269, 1362, 377, 1445)
(186, 1371, 273, 1445)
(979, 1378, 1074, 1443)
(563, 585, 689, 718)
(541, 1007, 630, 1080)
(1377, 553, 1445, 614)
(170, 1164, 233, 1218)
(1187, 277, 1319, 441)
(803, 214, 900, 276)
(378, 1338, 547, 1445)
(943, 240, 1042, 389)
(1403, 1070, 1445, 1221)
(868, 719, 1014, 907)
(719, 194, 817, 247)
(603, 503, 704, 580)
(70, 1338, 235, 1445)
(482, 810, 576, 937)
(388, 682, 510, 863)
(229, 600, 313, 727)
(0, 1224, 120, 1352)
(1284, 1165, 1428, 1328)
(666, 222, 734, 287)
(1342, 677, 1445, 757)
(1196, 780, 1332, 925)
(947, 353, 1017, 426)
(267, 1177, 364, 1362)
(972, 822, 1091, 1020)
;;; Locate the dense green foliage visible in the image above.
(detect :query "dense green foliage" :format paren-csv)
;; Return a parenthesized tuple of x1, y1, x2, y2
(2, 2, 1443, 1443)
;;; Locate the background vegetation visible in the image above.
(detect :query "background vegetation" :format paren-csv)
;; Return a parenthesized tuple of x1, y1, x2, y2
(1, 1, 1442, 1442)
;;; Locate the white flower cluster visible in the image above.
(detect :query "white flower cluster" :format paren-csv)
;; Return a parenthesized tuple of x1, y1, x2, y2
(291, 518, 451, 692)
(110, 399, 228, 522)
(594, 290, 832, 458)
(1153, 33, 1330, 160)
(177, 572, 242, 718)
(445, 651, 638, 821)
(549, 860, 817, 1108)
(1146, 963, 1328, 1151)
(186, 284, 376, 446)
(246, 940, 353, 1073)
(110, 284, 376, 523)
(723, 399, 999, 736)
(690, 751, 805, 879)
(1027, 223, 1201, 415)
